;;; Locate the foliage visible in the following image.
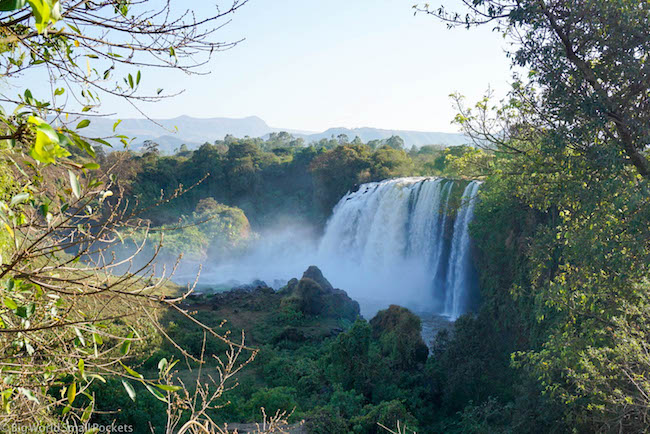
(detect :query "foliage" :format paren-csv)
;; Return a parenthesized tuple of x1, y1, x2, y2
(125, 197, 252, 266)
(403, 1, 650, 432)
(117, 275, 435, 432)
(0, 0, 259, 429)
(416, 0, 650, 179)
(369, 305, 428, 370)
(103, 135, 467, 228)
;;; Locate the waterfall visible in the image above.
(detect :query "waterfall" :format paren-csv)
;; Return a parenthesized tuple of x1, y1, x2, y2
(318, 177, 480, 319)
(443, 180, 481, 318)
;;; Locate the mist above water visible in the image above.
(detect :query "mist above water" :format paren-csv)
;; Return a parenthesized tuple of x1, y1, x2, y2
(197, 224, 320, 290)
(193, 177, 481, 320)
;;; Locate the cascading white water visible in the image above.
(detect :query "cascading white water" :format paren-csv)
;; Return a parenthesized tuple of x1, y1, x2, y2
(318, 177, 480, 320)
(195, 176, 480, 321)
(443, 180, 481, 318)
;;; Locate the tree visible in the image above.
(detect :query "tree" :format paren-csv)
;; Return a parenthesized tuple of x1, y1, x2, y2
(310, 144, 373, 214)
(415, 0, 650, 179)
(0, 0, 257, 427)
(415, 1, 650, 430)
(370, 146, 413, 180)
(143, 140, 160, 155)
(384, 135, 405, 150)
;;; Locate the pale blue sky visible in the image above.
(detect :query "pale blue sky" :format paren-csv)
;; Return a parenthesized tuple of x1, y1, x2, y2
(17, 0, 515, 133)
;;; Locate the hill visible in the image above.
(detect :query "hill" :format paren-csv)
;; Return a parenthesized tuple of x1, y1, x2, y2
(83, 115, 469, 152)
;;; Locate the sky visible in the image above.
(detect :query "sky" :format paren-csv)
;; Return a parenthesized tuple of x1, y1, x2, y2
(14, 0, 515, 134)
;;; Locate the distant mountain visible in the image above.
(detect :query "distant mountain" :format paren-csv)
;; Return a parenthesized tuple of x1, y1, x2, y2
(84, 115, 273, 153)
(298, 127, 468, 148)
(83, 115, 468, 153)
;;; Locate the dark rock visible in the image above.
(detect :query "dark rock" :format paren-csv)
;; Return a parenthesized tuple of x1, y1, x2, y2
(295, 278, 327, 316)
(277, 278, 298, 295)
(281, 267, 360, 322)
(231, 279, 269, 293)
(302, 266, 334, 292)
(323, 288, 360, 321)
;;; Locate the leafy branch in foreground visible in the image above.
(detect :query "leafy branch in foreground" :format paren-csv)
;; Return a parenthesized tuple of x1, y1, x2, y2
(1, 0, 248, 133)
(0, 0, 261, 429)
(0, 122, 258, 427)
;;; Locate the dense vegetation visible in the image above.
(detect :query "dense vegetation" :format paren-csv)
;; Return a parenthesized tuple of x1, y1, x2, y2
(99, 134, 470, 229)
(91, 266, 432, 433)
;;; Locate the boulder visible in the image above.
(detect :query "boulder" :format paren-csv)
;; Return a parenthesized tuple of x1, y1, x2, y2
(301, 265, 334, 292)
(282, 266, 360, 322)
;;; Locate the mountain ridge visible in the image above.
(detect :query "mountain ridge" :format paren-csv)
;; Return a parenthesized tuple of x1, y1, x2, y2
(83, 115, 469, 153)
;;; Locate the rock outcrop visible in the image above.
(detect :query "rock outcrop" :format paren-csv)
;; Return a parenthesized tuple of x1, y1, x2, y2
(280, 265, 360, 322)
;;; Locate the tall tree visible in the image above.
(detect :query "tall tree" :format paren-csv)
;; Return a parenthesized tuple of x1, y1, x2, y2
(416, 1, 650, 430)
(416, 0, 650, 178)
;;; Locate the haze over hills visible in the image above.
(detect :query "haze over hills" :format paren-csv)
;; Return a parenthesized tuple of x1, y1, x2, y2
(83, 115, 469, 153)
(302, 127, 468, 148)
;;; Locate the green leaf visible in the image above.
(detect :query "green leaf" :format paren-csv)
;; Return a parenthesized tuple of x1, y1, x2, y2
(10, 192, 30, 206)
(31, 133, 69, 163)
(1, 388, 13, 413)
(27, 0, 56, 33)
(76, 119, 90, 129)
(157, 358, 168, 375)
(69, 132, 95, 157)
(145, 384, 167, 402)
(16, 303, 35, 319)
(136, 70, 141, 85)
(154, 383, 181, 392)
(92, 332, 103, 345)
(81, 404, 92, 423)
(68, 170, 81, 199)
(0, 0, 26, 11)
(78, 359, 85, 379)
(74, 327, 86, 346)
(120, 361, 142, 379)
(3, 298, 17, 310)
(83, 162, 100, 170)
(127, 74, 134, 89)
(120, 331, 133, 355)
(18, 387, 39, 404)
(24, 341, 34, 355)
(91, 137, 111, 147)
(68, 23, 80, 34)
(67, 381, 76, 404)
(112, 119, 122, 132)
(88, 374, 106, 383)
(28, 118, 71, 164)
(121, 380, 136, 402)
(54, 87, 64, 96)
